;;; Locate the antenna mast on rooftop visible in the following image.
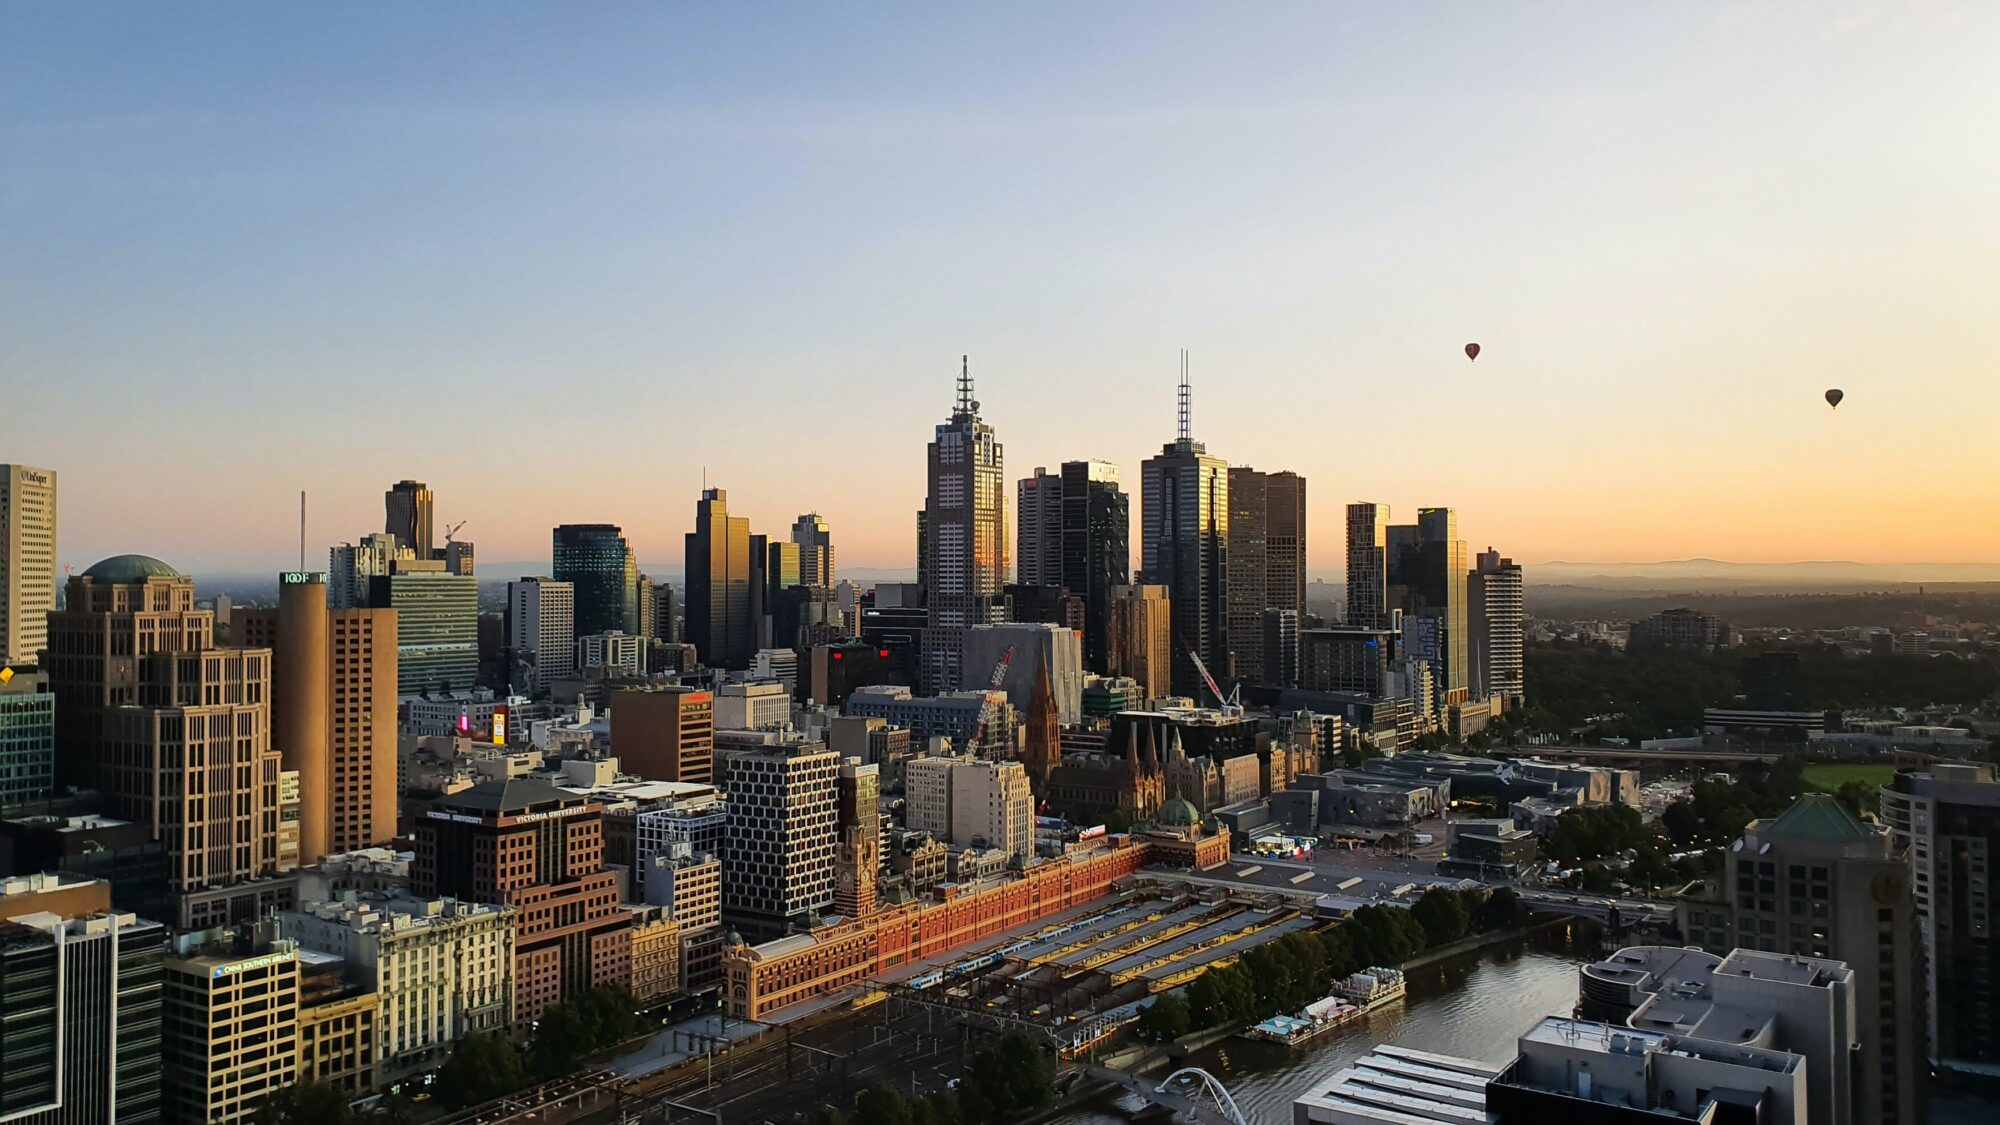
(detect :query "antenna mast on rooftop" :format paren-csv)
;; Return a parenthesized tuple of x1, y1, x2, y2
(1177, 349, 1192, 442)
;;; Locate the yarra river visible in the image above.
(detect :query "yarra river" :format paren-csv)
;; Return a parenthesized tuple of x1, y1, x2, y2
(1056, 927, 1593, 1125)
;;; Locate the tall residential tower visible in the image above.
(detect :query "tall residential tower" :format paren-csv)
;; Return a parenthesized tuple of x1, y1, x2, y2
(919, 358, 1007, 693)
(1140, 356, 1228, 700)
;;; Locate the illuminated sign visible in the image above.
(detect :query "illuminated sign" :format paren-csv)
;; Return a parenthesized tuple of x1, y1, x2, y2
(491, 707, 508, 745)
(18, 469, 50, 486)
(211, 950, 295, 978)
(280, 572, 327, 585)
(1078, 825, 1107, 841)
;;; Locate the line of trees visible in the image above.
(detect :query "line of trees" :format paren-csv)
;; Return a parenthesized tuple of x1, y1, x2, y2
(1133, 887, 1532, 1040)
(432, 985, 649, 1109)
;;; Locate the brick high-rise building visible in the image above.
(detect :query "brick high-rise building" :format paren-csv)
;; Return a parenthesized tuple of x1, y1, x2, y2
(611, 685, 714, 784)
(1108, 584, 1172, 700)
(236, 572, 398, 864)
(413, 779, 631, 1026)
(45, 556, 292, 928)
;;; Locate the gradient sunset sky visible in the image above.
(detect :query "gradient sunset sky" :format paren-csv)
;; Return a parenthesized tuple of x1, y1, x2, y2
(5, 4, 1996, 578)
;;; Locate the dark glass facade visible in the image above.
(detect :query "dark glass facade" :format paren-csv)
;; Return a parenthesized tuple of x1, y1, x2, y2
(553, 524, 638, 638)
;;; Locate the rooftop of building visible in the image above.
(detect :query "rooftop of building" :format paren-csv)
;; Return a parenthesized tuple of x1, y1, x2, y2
(1293, 1044, 1500, 1125)
(1757, 793, 1876, 842)
(289, 893, 511, 933)
(79, 553, 182, 583)
(432, 776, 583, 816)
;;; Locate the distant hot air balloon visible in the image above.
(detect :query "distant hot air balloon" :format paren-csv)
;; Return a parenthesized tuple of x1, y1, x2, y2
(1825, 388, 1844, 409)
(1464, 343, 1480, 362)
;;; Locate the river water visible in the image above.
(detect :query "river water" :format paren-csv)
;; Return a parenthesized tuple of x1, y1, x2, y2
(1058, 927, 1593, 1125)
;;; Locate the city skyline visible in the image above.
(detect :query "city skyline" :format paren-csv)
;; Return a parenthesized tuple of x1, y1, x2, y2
(7, 6, 1999, 574)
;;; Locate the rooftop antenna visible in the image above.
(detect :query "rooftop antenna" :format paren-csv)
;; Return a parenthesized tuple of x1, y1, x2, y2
(299, 490, 307, 571)
(956, 354, 976, 418)
(1177, 349, 1192, 442)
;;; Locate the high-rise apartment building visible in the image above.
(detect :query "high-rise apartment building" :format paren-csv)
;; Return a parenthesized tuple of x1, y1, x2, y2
(1387, 508, 1470, 701)
(1, 464, 57, 667)
(720, 739, 837, 938)
(384, 480, 434, 559)
(507, 576, 574, 692)
(919, 359, 1008, 694)
(904, 753, 1033, 859)
(413, 779, 632, 1026)
(684, 490, 754, 670)
(553, 524, 638, 638)
(1225, 467, 1305, 686)
(1882, 762, 2000, 1087)
(0, 873, 166, 1125)
(235, 573, 398, 864)
(1679, 794, 1924, 1124)
(1016, 466, 1063, 587)
(0, 667, 54, 803)
(1468, 548, 1525, 704)
(1344, 502, 1390, 629)
(1141, 363, 1228, 700)
(611, 685, 714, 784)
(792, 513, 835, 588)
(1061, 460, 1130, 674)
(1108, 584, 1172, 700)
(45, 556, 291, 928)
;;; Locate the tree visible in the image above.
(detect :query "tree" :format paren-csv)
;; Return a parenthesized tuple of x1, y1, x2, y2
(855, 1086, 914, 1125)
(1410, 889, 1470, 948)
(532, 1002, 588, 1079)
(579, 986, 646, 1046)
(1135, 992, 1191, 1041)
(437, 1032, 527, 1109)
(256, 1081, 354, 1125)
(1479, 886, 1531, 932)
(1831, 780, 1878, 818)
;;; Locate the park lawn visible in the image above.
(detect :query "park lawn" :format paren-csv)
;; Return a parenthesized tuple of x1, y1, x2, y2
(1801, 763, 1897, 793)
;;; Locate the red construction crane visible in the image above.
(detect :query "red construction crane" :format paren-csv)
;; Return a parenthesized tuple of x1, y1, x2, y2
(965, 644, 1015, 756)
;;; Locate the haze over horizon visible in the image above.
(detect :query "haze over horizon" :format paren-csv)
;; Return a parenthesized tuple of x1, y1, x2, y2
(8, 4, 1997, 576)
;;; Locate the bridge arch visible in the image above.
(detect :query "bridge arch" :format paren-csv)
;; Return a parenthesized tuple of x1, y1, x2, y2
(1154, 1067, 1248, 1125)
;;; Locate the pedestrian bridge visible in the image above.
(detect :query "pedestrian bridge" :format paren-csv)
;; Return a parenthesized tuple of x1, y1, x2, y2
(1077, 1065, 1247, 1125)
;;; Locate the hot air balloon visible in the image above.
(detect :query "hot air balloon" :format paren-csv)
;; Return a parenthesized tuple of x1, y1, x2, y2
(1464, 343, 1480, 362)
(1825, 389, 1843, 409)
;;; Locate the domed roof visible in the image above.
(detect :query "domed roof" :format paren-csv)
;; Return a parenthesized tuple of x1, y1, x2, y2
(81, 554, 181, 583)
(1157, 797, 1200, 828)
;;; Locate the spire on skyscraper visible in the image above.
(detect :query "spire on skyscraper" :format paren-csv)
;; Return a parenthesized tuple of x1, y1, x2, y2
(1176, 349, 1191, 442)
(955, 354, 978, 420)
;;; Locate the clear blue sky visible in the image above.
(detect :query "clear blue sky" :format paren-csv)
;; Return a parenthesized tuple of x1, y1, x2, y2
(6, 4, 1996, 577)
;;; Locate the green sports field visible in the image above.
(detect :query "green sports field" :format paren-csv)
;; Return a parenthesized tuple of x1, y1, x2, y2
(1801, 763, 1897, 792)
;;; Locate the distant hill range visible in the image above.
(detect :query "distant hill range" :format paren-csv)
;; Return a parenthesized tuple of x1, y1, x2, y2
(1525, 558, 2000, 591)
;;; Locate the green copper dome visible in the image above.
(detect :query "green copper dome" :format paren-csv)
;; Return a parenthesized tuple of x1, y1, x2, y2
(1157, 797, 1200, 828)
(81, 554, 182, 583)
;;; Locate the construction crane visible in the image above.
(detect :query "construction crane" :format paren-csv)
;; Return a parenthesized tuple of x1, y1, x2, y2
(443, 520, 468, 544)
(965, 644, 1015, 756)
(1184, 644, 1242, 715)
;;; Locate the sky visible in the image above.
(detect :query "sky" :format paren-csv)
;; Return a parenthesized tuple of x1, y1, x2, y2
(5, 3, 1998, 580)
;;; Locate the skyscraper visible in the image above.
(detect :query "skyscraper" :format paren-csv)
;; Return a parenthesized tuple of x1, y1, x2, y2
(1224, 467, 1305, 686)
(45, 556, 290, 928)
(0, 666, 54, 803)
(367, 563, 476, 695)
(328, 531, 405, 609)
(507, 577, 575, 693)
(1016, 466, 1062, 587)
(553, 524, 638, 638)
(1469, 547, 1525, 704)
(684, 489, 754, 670)
(1140, 357, 1228, 699)
(611, 685, 714, 784)
(1344, 502, 1390, 629)
(384, 480, 433, 559)
(791, 512, 835, 588)
(1882, 762, 2000, 1089)
(236, 572, 399, 864)
(1387, 507, 1470, 701)
(1060, 460, 1129, 674)
(919, 358, 1007, 694)
(0, 464, 57, 667)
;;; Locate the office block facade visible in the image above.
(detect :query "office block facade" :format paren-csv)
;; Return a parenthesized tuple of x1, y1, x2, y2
(1344, 503, 1390, 630)
(919, 359, 1008, 694)
(684, 491, 754, 671)
(507, 577, 575, 692)
(721, 740, 837, 938)
(1140, 371, 1228, 700)
(612, 686, 714, 784)
(1107, 584, 1172, 700)
(1225, 467, 1304, 686)
(553, 523, 639, 639)
(1, 464, 57, 668)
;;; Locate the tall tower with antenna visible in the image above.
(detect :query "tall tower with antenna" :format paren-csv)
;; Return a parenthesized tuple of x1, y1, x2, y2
(1141, 351, 1231, 699)
(920, 355, 1007, 694)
